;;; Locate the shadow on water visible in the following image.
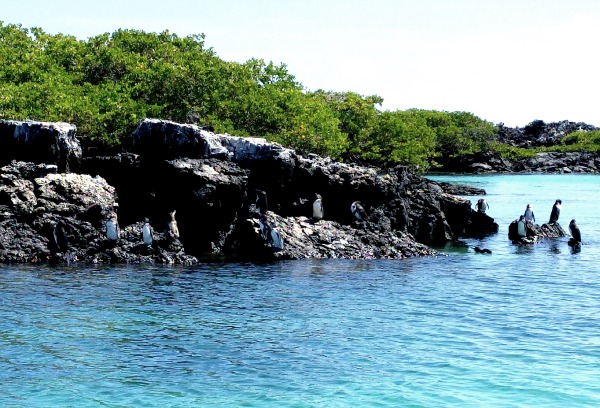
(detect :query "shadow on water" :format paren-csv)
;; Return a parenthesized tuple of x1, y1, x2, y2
(435, 240, 470, 254)
(513, 243, 536, 255)
(569, 243, 582, 255)
(548, 239, 562, 255)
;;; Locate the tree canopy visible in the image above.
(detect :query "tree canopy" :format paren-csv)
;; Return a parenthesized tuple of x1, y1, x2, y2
(2, 23, 590, 171)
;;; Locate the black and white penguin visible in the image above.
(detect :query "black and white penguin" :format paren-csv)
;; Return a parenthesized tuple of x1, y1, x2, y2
(517, 215, 526, 238)
(105, 211, 120, 242)
(257, 216, 284, 251)
(569, 219, 581, 244)
(524, 204, 535, 223)
(474, 246, 492, 254)
(270, 225, 284, 251)
(142, 218, 153, 246)
(350, 201, 368, 220)
(53, 220, 69, 252)
(255, 190, 268, 214)
(168, 210, 180, 240)
(312, 193, 324, 220)
(549, 199, 562, 224)
(476, 198, 489, 214)
(258, 216, 269, 240)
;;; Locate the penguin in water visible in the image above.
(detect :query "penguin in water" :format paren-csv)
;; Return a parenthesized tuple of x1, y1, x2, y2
(350, 201, 368, 221)
(524, 204, 535, 223)
(168, 210, 180, 240)
(549, 199, 562, 224)
(255, 190, 268, 214)
(53, 220, 69, 252)
(312, 193, 324, 220)
(474, 247, 492, 254)
(105, 211, 120, 242)
(142, 218, 153, 246)
(476, 198, 489, 214)
(568, 219, 581, 245)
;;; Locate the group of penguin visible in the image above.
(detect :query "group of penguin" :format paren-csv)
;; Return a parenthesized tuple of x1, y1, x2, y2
(88, 191, 367, 254)
(518, 199, 581, 245)
(255, 190, 369, 252)
(102, 210, 180, 247)
(477, 198, 582, 246)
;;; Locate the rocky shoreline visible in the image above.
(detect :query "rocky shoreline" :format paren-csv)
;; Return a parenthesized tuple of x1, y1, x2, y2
(0, 118, 499, 264)
(437, 120, 600, 173)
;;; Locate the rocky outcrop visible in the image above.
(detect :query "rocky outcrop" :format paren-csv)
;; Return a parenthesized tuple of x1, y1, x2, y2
(438, 120, 600, 173)
(439, 150, 600, 174)
(0, 120, 82, 172)
(497, 120, 596, 149)
(230, 212, 436, 260)
(0, 161, 197, 264)
(507, 220, 567, 244)
(1, 118, 495, 263)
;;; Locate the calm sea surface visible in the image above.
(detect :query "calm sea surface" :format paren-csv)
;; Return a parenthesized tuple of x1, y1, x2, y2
(1, 174, 599, 407)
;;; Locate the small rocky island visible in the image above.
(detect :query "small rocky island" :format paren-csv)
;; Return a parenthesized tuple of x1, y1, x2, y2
(437, 120, 600, 173)
(0, 118, 498, 264)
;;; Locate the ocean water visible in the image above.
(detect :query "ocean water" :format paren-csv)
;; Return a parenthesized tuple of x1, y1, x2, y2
(1, 174, 599, 407)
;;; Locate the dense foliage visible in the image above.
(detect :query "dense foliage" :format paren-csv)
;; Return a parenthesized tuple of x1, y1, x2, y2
(1, 23, 596, 171)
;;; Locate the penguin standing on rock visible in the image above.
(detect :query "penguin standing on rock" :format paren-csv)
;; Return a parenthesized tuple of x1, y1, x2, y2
(312, 193, 324, 220)
(524, 204, 535, 223)
(105, 211, 120, 242)
(549, 199, 562, 224)
(53, 220, 69, 252)
(258, 216, 284, 251)
(476, 198, 489, 214)
(350, 201, 368, 221)
(142, 218, 153, 246)
(270, 225, 284, 251)
(517, 215, 527, 238)
(168, 210, 180, 240)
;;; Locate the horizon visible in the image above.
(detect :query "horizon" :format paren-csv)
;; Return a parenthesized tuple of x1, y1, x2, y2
(3, 0, 600, 128)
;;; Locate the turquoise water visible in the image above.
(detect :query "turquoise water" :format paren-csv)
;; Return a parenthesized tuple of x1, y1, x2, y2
(1, 174, 600, 407)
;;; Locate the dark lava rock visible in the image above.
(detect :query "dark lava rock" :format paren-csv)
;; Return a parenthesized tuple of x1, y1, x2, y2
(1, 118, 499, 263)
(508, 219, 567, 244)
(0, 120, 82, 172)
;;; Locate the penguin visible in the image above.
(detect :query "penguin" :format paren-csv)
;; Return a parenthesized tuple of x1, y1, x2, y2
(517, 215, 526, 238)
(350, 201, 368, 221)
(255, 190, 268, 214)
(168, 210, 180, 240)
(476, 198, 489, 214)
(397, 198, 410, 232)
(105, 211, 120, 242)
(257, 216, 284, 251)
(549, 199, 561, 224)
(524, 204, 535, 223)
(53, 220, 69, 252)
(312, 193, 324, 220)
(569, 219, 581, 244)
(270, 225, 284, 251)
(142, 217, 153, 246)
(474, 247, 492, 254)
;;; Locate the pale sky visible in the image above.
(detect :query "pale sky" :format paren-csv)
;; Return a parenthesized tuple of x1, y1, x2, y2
(3, 0, 600, 127)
